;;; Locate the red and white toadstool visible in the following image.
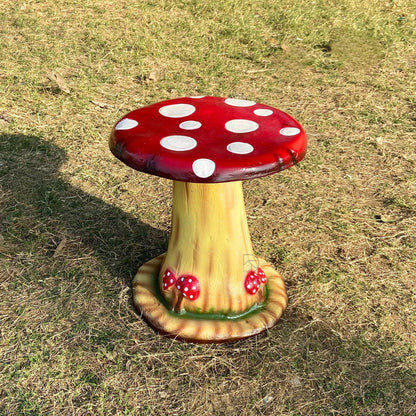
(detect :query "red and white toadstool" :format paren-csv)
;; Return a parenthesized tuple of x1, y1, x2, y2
(110, 96, 306, 342)
(244, 270, 261, 295)
(176, 275, 201, 301)
(162, 269, 176, 290)
(257, 268, 267, 285)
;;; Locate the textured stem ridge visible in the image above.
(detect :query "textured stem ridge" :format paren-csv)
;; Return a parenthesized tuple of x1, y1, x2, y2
(160, 181, 265, 314)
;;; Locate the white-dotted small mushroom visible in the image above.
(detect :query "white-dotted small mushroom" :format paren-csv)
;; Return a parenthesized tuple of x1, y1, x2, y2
(176, 275, 200, 301)
(162, 269, 177, 290)
(110, 96, 306, 342)
(244, 270, 261, 295)
(257, 268, 267, 285)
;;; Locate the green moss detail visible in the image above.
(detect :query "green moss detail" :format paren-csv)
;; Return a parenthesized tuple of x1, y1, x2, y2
(172, 300, 267, 322)
(154, 274, 269, 321)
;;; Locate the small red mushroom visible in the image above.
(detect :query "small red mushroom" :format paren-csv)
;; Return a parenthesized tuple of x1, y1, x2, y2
(162, 269, 176, 290)
(244, 270, 261, 295)
(257, 268, 267, 285)
(176, 275, 200, 301)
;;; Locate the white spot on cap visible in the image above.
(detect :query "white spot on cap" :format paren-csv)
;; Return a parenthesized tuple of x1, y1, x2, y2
(188, 96, 205, 98)
(179, 120, 202, 130)
(184, 287, 189, 292)
(115, 118, 138, 130)
(227, 142, 254, 155)
(254, 109, 273, 116)
(192, 158, 215, 178)
(225, 119, 259, 133)
(159, 103, 196, 118)
(280, 127, 301, 136)
(225, 98, 256, 107)
(160, 135, 197, 151)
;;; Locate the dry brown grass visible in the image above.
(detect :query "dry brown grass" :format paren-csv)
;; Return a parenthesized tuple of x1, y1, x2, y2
(1, 0, 415, 415)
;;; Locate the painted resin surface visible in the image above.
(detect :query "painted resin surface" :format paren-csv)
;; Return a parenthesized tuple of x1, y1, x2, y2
(109, 96, 307, 342)
(110, 96, 307, 183)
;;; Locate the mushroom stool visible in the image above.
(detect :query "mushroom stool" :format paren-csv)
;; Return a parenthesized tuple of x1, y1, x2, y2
(110, 96, 307, 343)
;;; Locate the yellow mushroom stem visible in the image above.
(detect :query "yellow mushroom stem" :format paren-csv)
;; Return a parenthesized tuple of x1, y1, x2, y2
(160, 180, 265, 314)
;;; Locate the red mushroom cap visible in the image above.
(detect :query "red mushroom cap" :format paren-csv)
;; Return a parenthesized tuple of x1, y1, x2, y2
(110, 96, 307, 183)
(257, 268, 267, 285)
(176, 275, 200, 301)
(162, 269, 176, 290)
(244, 270, 261, 295)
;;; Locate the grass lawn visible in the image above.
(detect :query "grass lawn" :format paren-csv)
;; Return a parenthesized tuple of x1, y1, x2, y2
(1, 0, 415, 415)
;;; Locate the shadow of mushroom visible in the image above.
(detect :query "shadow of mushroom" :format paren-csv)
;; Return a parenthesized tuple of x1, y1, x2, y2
(0, 133, 168, 290)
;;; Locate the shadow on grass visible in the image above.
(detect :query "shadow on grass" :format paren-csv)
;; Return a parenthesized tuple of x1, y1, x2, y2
(273, 316, 416, 414)
(0, 134, 168, 284)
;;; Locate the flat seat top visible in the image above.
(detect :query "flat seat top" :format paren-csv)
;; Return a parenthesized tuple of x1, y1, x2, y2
(110, 96, 307, 183)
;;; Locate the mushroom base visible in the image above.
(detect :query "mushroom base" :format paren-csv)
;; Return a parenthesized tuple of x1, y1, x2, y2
(132, 254, 287, 343)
